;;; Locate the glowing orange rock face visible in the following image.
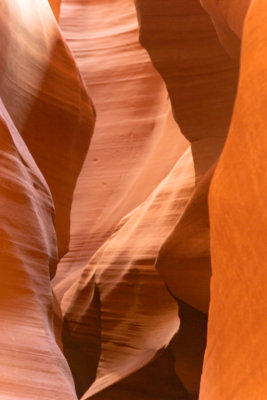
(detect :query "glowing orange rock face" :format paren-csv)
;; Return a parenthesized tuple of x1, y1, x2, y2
(48, 0, 61, 20)
(200, 0, 267, 398)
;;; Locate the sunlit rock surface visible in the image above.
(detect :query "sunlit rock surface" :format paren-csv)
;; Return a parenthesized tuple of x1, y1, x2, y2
(1, 0, 266, 399)
(0, 0, 95, 259)
(53, 0, 192, 397)
(54, 0, 189, 285)
(200, 0, 267, 398)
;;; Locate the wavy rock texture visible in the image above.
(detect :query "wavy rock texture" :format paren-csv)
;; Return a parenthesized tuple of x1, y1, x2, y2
(0, 93, 77, 399)
(135, 0, 239, 176)
(0, 0, 94, 398)
(54, 0, 189, 285)
(0, 0, 95, 260)
(52, 1, 192, 397)
(54, 0, 239, 397)
(61, 147, 195, 399)
(2, 0, 266, 399)
(134, 0, 239, 395)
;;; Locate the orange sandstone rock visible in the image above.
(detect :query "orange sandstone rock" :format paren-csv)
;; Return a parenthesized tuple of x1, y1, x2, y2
(48, 0, 61, 20)
(0, 98, 77, 399)
(54, 0, 188, 285)
(2, 0, 263, 399)
(200, 0, 252, 38)
(60, 147, 195, 398)
(134, 0, 239, 395)
(200, 0, 267, 398)
(135, 0, 239, 176)
(0, 0, 95, 260)
(0, 0, 95, 398)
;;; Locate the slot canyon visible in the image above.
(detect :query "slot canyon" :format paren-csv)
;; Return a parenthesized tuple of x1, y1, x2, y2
(0, 0, 266, 399)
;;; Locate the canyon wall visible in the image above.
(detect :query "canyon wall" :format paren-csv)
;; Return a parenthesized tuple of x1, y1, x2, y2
(1, 0, 266, 399)
(200, 0, 267, 398)
(0, 0, 95, 398)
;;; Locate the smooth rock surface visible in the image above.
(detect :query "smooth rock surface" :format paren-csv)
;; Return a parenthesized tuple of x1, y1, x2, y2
(0, 0, 95, 259)
(0, 98, 77, 399)
(134, 0, 239, 395)
(135, 0, 239, 176)
(200, 0, 267, 398)
(0, 0, 95, 398)
(2, 0, 265, 399)
(60, 146, 195, 399)
(54, 0, 188, 285)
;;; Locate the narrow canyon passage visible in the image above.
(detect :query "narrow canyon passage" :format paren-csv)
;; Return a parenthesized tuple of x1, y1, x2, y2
(1, 1, 267, 400)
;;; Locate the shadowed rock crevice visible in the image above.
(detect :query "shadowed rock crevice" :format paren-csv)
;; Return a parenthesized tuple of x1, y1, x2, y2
(62, 283, 102, 398)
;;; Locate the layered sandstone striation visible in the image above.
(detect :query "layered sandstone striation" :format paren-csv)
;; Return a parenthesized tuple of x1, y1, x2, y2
(60, 147, 195, 399)
(135, 0, 239, 395)
(54, 0, 189, 285)
(1, 0, 265, 399)
(0, 98, 78, 400)
(0, 0, 94, 398)
(0, 0, 95, 259)
(135, 0, 239, 176)
(54, 0, 192, 397)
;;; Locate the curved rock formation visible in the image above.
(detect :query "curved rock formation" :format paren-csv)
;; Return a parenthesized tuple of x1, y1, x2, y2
(2, 0, 266, 399)
(200, 0, 252, 58)
(52, 3, 192, 396)
(135, 0, 239, 176)
(0, 92, 77, 400)
(0, 0, 95, 260)
(134, 0, 239, 395)
(60, 147, 195, 398)
(54, 0, 188, 285)
(0, 0, 94, 398)
(200, 0, 251, 38)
